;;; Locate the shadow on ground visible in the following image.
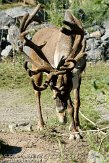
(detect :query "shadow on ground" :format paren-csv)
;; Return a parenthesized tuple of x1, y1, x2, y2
(0, 141, 22, 156)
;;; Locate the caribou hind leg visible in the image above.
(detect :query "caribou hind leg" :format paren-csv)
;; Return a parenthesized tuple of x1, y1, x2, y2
(68, 81, 82, 140)
(67, 97, 79, 140)
(74, 87, 80, 130)
(73, 86, 83, 139)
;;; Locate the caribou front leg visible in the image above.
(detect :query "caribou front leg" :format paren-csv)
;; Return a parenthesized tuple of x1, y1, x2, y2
(67, 97, 77, 140)
(74, 88, 80, 130)
(33, 73, 45, 130)
(35, 91, 45, 130)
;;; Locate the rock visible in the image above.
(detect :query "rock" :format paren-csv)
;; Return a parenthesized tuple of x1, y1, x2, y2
(101, 20, 109, 41)
(5, 6, 32, 19)
(101, 34, 109, 41)
(17, 123, 33, 132)
(86, 49, 103, 61)
(0, 11, 15, 29)
(1, 45, 12, 59)
(96, 104, 109, 124)
(0, 6, 48, 29)
(8, 123, 18, 133)
(86, 38, 95, 51)
(5, 6, 48, 21)
(96, 92, 106, 104)
(87, 150, 105, 163)
(90, 31, 102, 39)
(7, 25, 20, 45)
(106, 47, 109, 59)
(8, 122, 33, 132)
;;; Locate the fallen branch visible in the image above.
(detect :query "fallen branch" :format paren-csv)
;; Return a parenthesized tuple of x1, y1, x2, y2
(79, 111, 106, 135)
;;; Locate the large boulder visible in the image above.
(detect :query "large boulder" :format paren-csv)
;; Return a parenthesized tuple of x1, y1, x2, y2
(0, 11, 15, 29)
(0, 6, 48, 60)
(5, 6, 48, 22)
(85, 22, 109, 62)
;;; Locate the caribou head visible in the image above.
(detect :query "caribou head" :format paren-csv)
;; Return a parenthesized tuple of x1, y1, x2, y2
(19, 4, 86, 139)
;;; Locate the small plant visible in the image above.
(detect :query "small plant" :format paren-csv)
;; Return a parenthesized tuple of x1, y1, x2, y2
(47, 0, 64, 26)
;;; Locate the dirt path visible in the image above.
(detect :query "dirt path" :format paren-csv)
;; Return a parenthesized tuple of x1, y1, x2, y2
(0, 88, 89, 163)
(0, 132, 89, 163)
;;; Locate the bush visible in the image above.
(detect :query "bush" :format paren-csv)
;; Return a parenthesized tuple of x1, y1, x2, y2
(46, 0, 109, 27)
(70, 0, 109, 27)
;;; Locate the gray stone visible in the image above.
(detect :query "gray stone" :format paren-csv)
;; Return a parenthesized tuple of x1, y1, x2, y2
(1, 45, 12, 59)
(86, 49, 102, 61)
(87, 150, 105, 163)
(101, 20, 109, 41)
(90, 31, 102, 38)
(96, 92, 106, 104)
(86, 38, 95, 51)
(96, 104, 109, 124)
(5, 6, 32, 18)
(8, 122, 32, 132)
(0, 11, 15, 29)
(5, 6, 48, 22)
(8, 123, 18, 133)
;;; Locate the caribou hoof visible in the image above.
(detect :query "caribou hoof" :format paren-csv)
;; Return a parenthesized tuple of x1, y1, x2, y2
(37, 122, 45, 131)
(77, 126, 83, 135)
(69, 132, 82, 140)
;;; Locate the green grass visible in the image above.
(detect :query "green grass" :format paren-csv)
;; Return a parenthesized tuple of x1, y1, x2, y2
(0, 2, 23, 10)
(80, 62, 109, 129)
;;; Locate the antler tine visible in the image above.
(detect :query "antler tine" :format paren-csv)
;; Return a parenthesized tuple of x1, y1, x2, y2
(73, 39, 87, 62)
(20, 13, 29, 33)
(23, 60, 68, 92)
(31, 79, 48, 91)
(60, 33, 85, 71)
(65, 10, 83, 28)
(24, 60, 54, 76)
(62, 21, 84, 35)
(31, 72, 54, 91)
(24, 4, 41, 31)
(68, 35, 83, 59)
(60, 39, 87, 71)
(24, 37, 52, 66)
(81, 38, 86, 53)
(27, 67, 51, 77)
(61, 10, 85, 66)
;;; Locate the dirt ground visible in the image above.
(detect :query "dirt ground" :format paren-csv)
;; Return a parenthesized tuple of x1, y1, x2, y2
(0, 88, 89, 163)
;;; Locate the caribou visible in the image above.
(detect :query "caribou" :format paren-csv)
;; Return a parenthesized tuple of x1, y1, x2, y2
(20, 4, 87, 140)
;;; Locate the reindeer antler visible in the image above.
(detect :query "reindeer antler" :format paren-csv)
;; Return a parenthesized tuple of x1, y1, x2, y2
(20, 7, 86, 92)
(60, 11, 86, 71)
